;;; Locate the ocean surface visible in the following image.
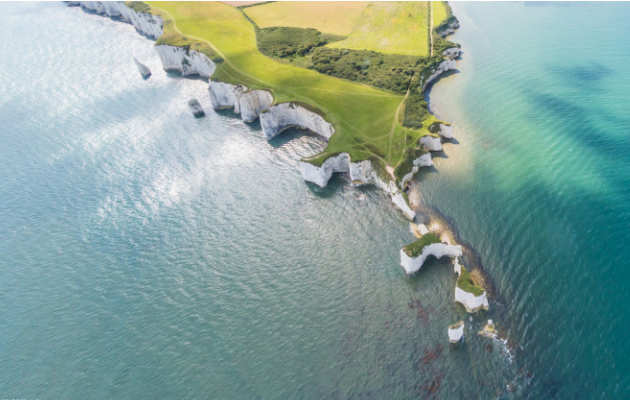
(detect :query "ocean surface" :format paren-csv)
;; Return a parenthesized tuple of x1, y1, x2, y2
(1, 2, 628, 399)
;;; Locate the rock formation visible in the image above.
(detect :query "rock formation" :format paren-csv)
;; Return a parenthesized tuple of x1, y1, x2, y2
(188, 99, 205, 118)
(133, 57, 151, 79)
(400, 242, 463, 274)
(448, 320, 465, 344)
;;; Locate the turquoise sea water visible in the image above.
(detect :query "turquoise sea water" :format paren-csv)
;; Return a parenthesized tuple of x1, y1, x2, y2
(0, 2, 628, 399)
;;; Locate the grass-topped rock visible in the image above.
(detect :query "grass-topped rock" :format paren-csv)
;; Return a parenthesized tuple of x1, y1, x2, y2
(400, 233, 462, 275)
(454, 266, 489, 313)
(403, 233, 441, 257)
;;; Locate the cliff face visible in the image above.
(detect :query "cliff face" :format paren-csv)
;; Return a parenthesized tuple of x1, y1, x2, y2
(420, 135, 443, 152)
(400, 153, 434, 189)
(207, 81, 274, 123)
(399, 243, 463, 274)
(260, 103, 335, 141)
(69, 1, 442, 222)
(422, 59, 457, 92)
(298, 155, 417, 220)
(454, 287, 489, 313)
(155, 45, 216, 79)
(72, 1, 163, 40)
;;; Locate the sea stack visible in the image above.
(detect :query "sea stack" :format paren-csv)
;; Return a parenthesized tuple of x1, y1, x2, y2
(133, 57, 151, 79)
(188, 99, 205, 118)
(448, 320, 465, 344)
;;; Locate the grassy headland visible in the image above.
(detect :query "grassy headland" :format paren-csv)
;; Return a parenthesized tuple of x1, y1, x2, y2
(142, 1, 457, 187)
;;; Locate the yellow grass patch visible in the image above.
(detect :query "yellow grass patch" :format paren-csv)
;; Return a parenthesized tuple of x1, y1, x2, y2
(147, 1, 425, 168)
(328, 2, 430, 56)
(243, 1, 369, 36)
(432, 1, 451, 28)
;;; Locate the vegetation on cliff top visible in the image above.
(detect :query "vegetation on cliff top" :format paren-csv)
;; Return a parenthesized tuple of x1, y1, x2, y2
(144, 1, 458, 187)
(457, 266, 486, 296)
(402, 233, 441, 257)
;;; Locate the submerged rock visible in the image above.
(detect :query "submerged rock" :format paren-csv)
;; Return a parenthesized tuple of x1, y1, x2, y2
(133, 57, 151, 79)
(448, 320, 465, 344)
(188, 99, 205, 118)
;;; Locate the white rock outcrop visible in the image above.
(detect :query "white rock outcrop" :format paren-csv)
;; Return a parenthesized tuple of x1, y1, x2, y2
(420, 135, 443, 152)
(437, 19, 460, 38)
(400, 243, 463, 275)
(400, 153, 433, 188)
(155, 45, 216, 79)
(298, 153, 350, 188)
(74, 1, 163, 40)
(453, 256, 463, 276)
(260, 102, 335, 141)
(438, 124, 454, 140)
(239, 90, 274, 123)
(448, 321, 465, 344)
(298, 155, 417, 220)
(73, 2, 217, 80)
(422, 59, 457, 92)
(454, 286, 489, 313)
(442, 47, 463, 60)
(208, 81, 243, 110)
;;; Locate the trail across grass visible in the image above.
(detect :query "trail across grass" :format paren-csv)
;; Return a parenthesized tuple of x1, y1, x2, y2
(147, 1, 426, 168)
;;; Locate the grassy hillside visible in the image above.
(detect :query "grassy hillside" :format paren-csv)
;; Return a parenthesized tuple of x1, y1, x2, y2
(146, 1, 420, 169)
(327, 2, 430, 56)
(243, 1, 368, 36)
(141, 1, 456, 186)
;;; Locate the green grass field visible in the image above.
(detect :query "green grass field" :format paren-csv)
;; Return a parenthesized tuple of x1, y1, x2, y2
(243, 1, 368, 36)
(145, 1, 438, 171)
(327, 2, 430, 56)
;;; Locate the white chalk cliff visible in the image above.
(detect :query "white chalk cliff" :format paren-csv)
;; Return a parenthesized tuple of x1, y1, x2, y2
(400, 243, 463, 275)
(298, 155, 417, 220)
(400, 153, 433, 189)
(260, 103, 335, 141)
(442, 47, 463, 59)
(422, 59, 457, 92)
(70, 1, 449, 222)
(438, 124, 454, 140)
(448, 321, 465, 344)
(73, 2, 163, 40)
(207, 81, 274, 123)
(420, 135, 443, 152)
(454, 286, 489, 313)
(155, 45, 216, 79)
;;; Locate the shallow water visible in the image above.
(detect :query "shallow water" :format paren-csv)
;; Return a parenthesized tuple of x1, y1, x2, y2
(0, 2, 628, 399)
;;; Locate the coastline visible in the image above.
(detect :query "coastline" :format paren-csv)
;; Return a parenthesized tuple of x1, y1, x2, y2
(68, 1, 504, 346)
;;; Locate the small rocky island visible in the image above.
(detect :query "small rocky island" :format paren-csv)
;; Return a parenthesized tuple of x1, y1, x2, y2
(448, 320, 465, 344)
(133, 57, 151, 79)
(188, 99, 205, 118)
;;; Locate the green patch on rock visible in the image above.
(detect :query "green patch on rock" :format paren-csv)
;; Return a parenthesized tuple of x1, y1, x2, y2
(403, 233, 441, 257)
(457, 266, 485, 296)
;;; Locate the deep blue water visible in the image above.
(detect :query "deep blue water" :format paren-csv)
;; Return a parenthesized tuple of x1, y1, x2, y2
(0, 2, 629, 399)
